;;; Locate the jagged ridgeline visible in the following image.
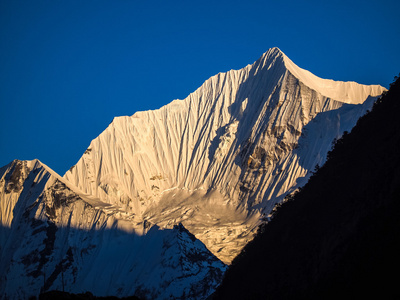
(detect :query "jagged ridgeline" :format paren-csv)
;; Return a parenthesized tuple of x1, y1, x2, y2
(213, 75, 400, 299)
(0, 48, 386, 299)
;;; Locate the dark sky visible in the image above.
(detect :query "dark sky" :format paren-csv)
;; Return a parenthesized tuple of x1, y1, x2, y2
(1, 0, 399, 175)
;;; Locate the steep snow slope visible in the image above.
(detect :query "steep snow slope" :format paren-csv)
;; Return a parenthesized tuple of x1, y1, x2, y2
(64, 47, 385, 263)
(0, 159, 226, 299)
(281, 53, 384, 104)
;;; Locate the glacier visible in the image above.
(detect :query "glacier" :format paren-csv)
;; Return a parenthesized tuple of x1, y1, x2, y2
(0, 47, 386, 299)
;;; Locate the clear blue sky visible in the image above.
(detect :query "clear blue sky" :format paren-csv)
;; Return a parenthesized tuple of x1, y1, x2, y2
(1, 0, 399, 175)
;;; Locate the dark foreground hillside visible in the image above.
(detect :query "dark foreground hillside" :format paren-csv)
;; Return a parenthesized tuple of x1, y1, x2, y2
(214, 75, 400, 300)
(38, 291, 140, 300)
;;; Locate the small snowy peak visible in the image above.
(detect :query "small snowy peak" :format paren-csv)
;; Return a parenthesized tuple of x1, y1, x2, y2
(0, 160, 35, 228)
(0, 159, 135, 232)
(0, 159, 226, 299)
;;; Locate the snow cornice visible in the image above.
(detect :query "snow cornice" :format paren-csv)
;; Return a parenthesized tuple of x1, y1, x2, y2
(276, 48, 386, 104)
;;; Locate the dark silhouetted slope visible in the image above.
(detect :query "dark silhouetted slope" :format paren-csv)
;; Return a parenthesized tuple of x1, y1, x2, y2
(213, 74, 400, 300)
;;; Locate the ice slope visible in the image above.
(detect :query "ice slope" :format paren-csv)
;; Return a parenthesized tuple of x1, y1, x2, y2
(0, 159, 226, 299)
(281, 53, 384, 104)
(64, 47, 385, 264)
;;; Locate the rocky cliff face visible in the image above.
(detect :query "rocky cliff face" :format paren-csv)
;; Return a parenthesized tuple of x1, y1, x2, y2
(64, 48, 385, 263)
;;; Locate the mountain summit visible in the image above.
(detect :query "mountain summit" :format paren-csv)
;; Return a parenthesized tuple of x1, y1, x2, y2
(64, 48, 385, 264)
(1, 48, 386, 298)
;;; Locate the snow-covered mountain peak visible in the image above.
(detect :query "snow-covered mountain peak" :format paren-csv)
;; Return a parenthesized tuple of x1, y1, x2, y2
(221, 47, 386, 105)
(1, 159, 144, 236)
(63, 47, 386, 265)
(0, 48, 387, 298)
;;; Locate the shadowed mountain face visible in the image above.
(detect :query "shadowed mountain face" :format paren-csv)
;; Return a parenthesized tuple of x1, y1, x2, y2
(0, 160, 226, 300)
(213, 76, 400, 299)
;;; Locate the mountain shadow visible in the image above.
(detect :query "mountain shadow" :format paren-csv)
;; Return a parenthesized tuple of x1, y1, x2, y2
(38, 290, 141, 300)
(213, 74, 400, 300)
(0, 159, 226, 300)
